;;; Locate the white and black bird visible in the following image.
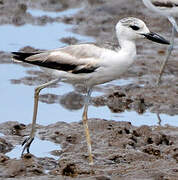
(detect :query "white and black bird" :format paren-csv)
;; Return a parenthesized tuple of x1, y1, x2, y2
(142, 0, 178, 84)
(12, 17, 169, 165)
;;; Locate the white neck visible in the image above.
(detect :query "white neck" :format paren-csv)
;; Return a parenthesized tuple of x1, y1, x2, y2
(119, 40, 137, 67)
(119, 38, 136, 52)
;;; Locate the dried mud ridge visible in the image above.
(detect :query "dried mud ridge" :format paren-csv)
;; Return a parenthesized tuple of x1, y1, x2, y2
(1, 119, 178, 179)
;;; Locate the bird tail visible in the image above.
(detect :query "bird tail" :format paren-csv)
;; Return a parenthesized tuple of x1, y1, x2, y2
(12, 52, 39, 63)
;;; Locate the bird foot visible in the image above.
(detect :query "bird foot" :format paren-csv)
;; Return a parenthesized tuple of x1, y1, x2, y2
(21, 136, 34, 156)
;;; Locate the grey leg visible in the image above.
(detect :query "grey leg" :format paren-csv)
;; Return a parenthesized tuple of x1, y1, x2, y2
(82, 88, 94, 165)
(156, 113, 162, 126)
(157, 26, 175, 85)
(21, 78, 60, 156)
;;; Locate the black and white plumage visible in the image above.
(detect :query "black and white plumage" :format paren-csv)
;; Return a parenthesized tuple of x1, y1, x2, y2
(12, 47, 100, 74)
(12, 17, 169, 165)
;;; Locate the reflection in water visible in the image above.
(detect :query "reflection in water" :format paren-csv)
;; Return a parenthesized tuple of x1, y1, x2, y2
(59, 92, 84, 110)
(25, 89, 171, 128)
(54, 90, 175, 127)
(1, 61, 177, 127)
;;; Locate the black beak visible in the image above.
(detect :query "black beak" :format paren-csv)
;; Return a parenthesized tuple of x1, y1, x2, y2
(142, 32, 170, 45)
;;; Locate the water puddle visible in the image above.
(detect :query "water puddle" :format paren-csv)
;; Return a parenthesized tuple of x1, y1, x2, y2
(92, 78, 134, 97)
(6, 137, 60, 160)
(0, 7, 93, 52)
(110, 111, 178, 126)
(0, 63, 133, 125)
(0, 23, 93, 52)
(0, 63, 178, 127)
(0, 133, 4, 137)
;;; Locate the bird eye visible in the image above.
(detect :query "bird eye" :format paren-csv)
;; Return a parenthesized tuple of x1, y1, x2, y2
(129, 25, 140, 31)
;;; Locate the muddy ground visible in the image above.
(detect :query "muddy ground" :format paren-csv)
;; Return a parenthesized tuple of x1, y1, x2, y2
(0, 0, 178, 179)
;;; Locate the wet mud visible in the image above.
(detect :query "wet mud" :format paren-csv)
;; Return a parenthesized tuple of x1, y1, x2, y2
(1, 119, 178, 179)
(0, 0, 178, 179)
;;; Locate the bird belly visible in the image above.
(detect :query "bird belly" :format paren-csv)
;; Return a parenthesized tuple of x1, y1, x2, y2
(86, 66, 128, 86)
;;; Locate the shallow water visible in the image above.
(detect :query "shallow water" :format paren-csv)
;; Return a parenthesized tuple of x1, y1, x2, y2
(0, 7, 93, 52)
(6, 137, 60, 159)
(0, 23, 93, 52)
(0, 133, 4, 137)
(1, 62, 177, 127)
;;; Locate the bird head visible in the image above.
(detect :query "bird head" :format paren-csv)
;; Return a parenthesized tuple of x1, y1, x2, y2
(116, 17, 170, 45)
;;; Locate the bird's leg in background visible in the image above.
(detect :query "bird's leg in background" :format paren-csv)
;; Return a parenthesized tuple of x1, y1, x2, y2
(156, 113, 162, 126)
(157, 26, 175, 85)
(82, 88, 94, 165)
(21, 78, 60, 156)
